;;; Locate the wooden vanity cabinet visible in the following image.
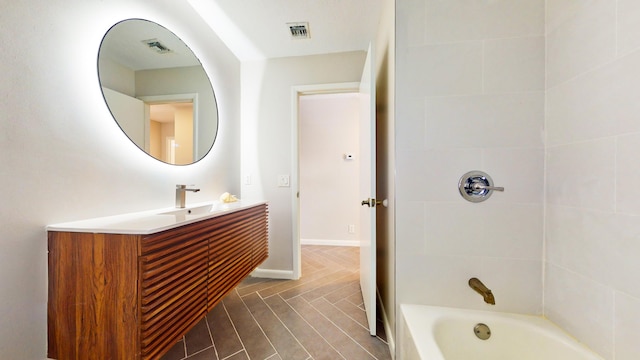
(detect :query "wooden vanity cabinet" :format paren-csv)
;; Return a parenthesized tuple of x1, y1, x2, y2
(47, 203, 268, 360)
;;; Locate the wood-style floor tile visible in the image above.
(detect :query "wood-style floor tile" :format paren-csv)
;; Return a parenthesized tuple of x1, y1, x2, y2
(263, 295, 343, 360)
(310, 298, 390, 360)
(184, 319, 213, 356)
(161, 246, 391, 360)
(287, 296, 376, 360)
(241, 293, 309, 360)
(222, 290, 276, 360)
(206, 303, 243, 359)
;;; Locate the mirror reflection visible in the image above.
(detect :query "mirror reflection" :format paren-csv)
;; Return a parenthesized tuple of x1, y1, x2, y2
(98, 19, 218, 165)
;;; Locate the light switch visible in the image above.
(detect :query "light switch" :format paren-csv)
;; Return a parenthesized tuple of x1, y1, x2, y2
(278, 175, 290, 187)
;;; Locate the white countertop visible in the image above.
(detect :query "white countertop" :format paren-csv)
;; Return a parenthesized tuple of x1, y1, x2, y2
(46, 200, 267, 235)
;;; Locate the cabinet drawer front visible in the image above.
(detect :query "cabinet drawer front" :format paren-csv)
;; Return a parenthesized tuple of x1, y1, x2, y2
(207, 204, 269, 310)
(140, 231, 208, 360)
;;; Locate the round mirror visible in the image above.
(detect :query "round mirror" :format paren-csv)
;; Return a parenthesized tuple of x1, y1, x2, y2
(98, 19, 218, 165)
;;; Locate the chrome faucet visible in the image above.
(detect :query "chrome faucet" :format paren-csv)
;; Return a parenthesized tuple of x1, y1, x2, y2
(175, 184, 200, 208)
(469, 277, 495, 305)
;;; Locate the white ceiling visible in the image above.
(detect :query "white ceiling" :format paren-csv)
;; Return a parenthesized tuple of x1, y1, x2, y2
(100, 19, 202, 71)
(188, 0, 384, 61)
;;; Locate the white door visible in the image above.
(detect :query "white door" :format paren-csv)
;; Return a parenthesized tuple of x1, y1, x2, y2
(359, 43, 377, 336)
(101, 87, 145, 149)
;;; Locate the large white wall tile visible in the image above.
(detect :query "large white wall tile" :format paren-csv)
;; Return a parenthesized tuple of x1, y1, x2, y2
(405, 0, 425, 47)
(617, 0, 640, 56)
(423, 202, 542, 260)
(480, 204, 543, 259)
(397, 254, 542, 314)
(545, 264, 615, 359)
(614, 51, 640, 135)
(423, 202, 480, 257)
(424, 0, 544, 44)
(546, 206, 617, 286)
(481, 258, 542, 315)
(396, 148, 480, 202)
(396, 201, 426, 256)
(405, 42, 483, 97)
(615, 292, 640, 360)
(396, 255, 481, 307)
(397, 254, 491, 309)
(546, 0, 616, 87)
(546, 69, 617, 146)
(484, 36, 545, 93)
(546, 50, 640, 146)
(611, 213, 640, 299)
(482, 148, 544, 204)
(396, 96, 424, 151)
(546, 140, 615, 211)
(424, 93, 544, 148)
(616, 134, 640, 215)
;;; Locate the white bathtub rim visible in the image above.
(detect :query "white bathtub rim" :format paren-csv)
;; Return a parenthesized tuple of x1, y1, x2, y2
(400, 304, 603, 360)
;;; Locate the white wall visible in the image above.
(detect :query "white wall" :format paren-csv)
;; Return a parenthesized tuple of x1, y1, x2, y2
(395, 0, 546, 320)
(241, 52, 366, 274)
(299, 93, 361, 245)
(545, 2, 640, 359)
(0, 0, 240, 358)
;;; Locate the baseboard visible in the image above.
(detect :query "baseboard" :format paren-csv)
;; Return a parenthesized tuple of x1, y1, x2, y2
(250, 268, 296, 279)
(300, 238, 360, 247)
(377, 288, 396, 359)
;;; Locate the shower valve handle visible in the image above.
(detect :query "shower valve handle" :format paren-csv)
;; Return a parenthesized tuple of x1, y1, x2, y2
(471, 183, 504, 192)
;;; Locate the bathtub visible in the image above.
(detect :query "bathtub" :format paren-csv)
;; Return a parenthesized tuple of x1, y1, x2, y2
(400, 304, 603, 360)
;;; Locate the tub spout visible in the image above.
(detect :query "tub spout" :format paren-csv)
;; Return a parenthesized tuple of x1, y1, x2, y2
(469, 277, 495, 305)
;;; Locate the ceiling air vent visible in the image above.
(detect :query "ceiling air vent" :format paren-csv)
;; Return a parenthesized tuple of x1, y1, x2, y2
(142, 38, 172, 54)
(287, 22, 310, 39)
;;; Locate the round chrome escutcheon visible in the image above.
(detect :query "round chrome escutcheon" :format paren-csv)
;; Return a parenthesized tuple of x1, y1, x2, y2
(474, 323, 491, 340)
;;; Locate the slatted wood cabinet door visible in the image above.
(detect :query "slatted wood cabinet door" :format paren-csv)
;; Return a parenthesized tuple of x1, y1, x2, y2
(48, 203, 269, 360)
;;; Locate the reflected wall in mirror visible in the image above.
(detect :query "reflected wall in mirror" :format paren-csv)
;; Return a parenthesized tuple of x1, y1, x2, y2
(98, 19, 218, 165)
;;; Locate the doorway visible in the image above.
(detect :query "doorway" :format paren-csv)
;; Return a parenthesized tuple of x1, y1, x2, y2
(291, 82, 361, 280)
(291, 74, 378, 336)
(298, 92, 362, 248)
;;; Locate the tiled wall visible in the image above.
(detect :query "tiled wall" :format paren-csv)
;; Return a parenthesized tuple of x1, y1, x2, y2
(545, 2, 640, 359)
(395, 0, 546, 315)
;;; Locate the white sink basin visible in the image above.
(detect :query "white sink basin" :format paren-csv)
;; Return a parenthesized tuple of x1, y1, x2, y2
(159, 204, 216, 216)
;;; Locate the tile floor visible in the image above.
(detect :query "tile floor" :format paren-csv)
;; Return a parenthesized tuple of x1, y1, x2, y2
(161, 245, 391, 360)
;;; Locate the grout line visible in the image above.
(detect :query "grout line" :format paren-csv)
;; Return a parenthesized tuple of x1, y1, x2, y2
(204, 314, 220, 360)
(184, 345, 215, 359)
(306, 297, 380, 360)
(237, 290, 279, 359)
(330, 298, 370, 332)
(280, 294, 347, 360)
(221, 294, 250, 359)
(221, 350, 244, 360)
(255, 291, 311, 359)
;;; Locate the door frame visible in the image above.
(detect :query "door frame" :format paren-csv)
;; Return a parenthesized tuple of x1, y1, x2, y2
(138, 93, 199, 159)
(290, 82, 361, 280)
